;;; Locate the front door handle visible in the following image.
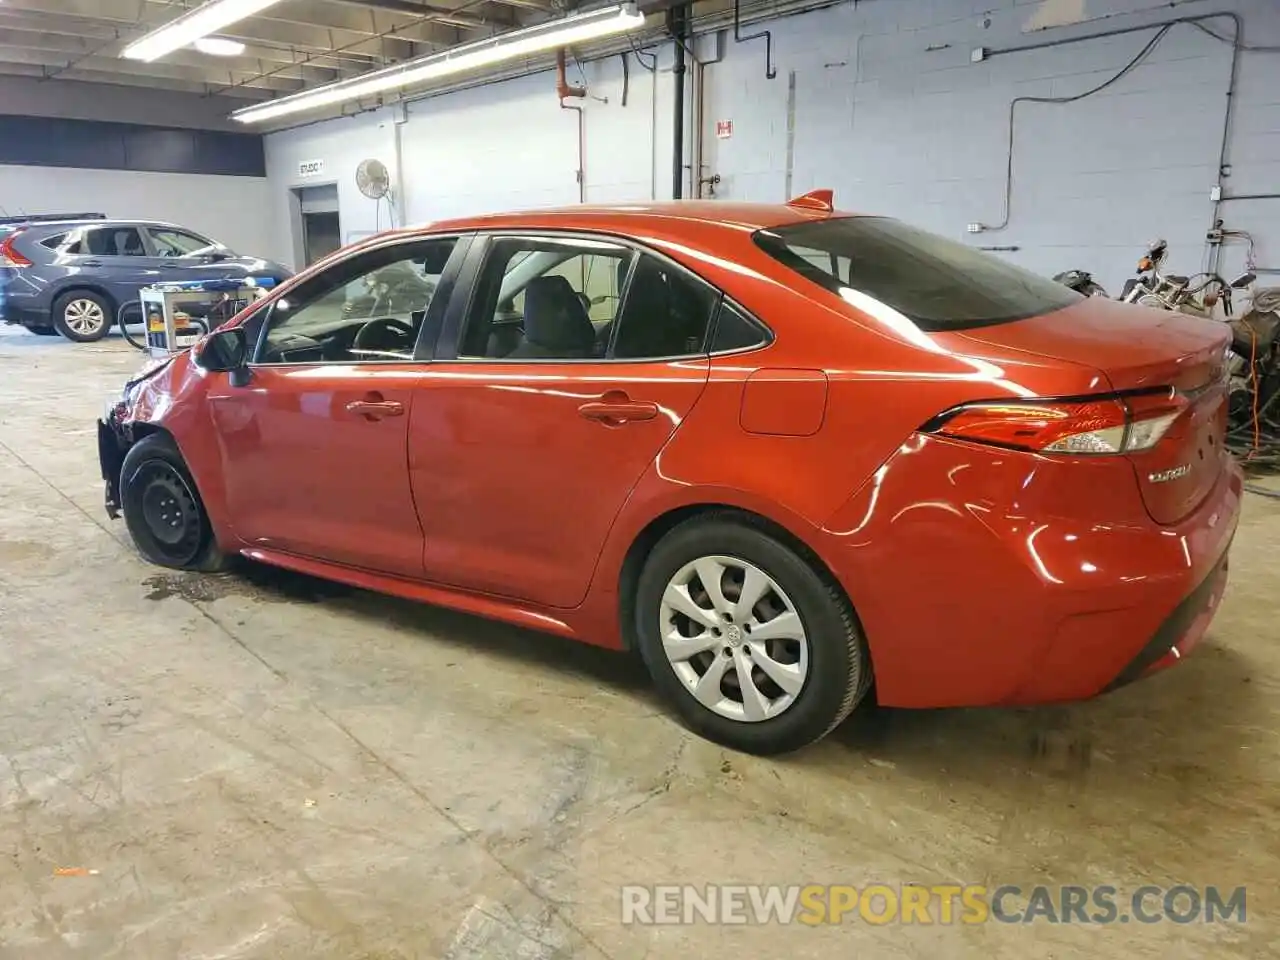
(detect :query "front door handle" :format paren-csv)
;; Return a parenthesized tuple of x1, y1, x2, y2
(578, 398, 659, 424)
(346, 398, 405, 420)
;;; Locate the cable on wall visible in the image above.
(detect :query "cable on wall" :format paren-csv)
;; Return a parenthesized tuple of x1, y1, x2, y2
(976, 13, 1280, 239)
(976, 23, 1174, 233)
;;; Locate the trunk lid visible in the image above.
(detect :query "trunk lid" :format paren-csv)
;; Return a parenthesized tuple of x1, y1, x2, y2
(944, 297, 1231, 525)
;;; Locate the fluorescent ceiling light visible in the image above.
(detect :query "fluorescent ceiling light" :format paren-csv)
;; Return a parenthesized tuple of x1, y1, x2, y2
(123, 0, 283, 62)
(194, 36, 247, 57)
(232, 3, 647, 125)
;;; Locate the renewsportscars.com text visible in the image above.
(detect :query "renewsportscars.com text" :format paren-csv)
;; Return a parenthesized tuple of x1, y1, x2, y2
(620, 884, 1247, 926)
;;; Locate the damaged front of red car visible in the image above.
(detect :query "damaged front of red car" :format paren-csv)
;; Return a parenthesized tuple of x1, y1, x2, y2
(97, 331, 244, 559)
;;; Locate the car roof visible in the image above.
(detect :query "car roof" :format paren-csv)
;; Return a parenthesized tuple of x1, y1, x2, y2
(15, 218, 185, 231)
(427, 200, 849, 234)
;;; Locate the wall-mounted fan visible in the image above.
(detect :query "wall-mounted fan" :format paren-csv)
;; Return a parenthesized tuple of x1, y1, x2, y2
(356, 158, 391, 200)
(356, 157, 397, 229)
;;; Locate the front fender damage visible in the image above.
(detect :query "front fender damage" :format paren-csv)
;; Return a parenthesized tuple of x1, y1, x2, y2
(97, 353, 183, 520)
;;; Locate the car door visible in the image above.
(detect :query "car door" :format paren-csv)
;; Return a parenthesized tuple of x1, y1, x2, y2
(408, 234, 718, 609)
(143, 226, 233, 284)
(205, 234, 466, 577)
(64, 224, 159, 302)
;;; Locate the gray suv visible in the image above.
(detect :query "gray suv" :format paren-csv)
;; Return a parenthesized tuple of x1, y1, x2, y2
(0, 218, 292, 342)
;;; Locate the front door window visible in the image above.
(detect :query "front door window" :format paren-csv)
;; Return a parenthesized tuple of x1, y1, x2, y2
(256, 238, 457, 364)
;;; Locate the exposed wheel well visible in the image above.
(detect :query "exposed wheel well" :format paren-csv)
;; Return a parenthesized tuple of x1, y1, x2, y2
(111, 421, 175, 481)
(616, 504, 855, 652)
(128, 422, 172, 445)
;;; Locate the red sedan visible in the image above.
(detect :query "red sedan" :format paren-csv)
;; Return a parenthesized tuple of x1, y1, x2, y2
(98, 192, 1241, 754)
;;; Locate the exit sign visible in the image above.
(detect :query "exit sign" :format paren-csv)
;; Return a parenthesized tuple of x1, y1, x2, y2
(715, 120, 733, 139)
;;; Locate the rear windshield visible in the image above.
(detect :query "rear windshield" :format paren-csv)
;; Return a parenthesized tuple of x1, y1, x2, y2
(753, 216, 1080, 331)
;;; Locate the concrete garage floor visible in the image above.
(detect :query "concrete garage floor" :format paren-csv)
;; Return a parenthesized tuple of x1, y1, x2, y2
(0, 327, 1278, 960)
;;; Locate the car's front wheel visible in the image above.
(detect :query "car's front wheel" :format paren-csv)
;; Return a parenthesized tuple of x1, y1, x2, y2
(634, 514, 871, 755)
(52, 291, 112, 342)
(120, 434, 228, 572)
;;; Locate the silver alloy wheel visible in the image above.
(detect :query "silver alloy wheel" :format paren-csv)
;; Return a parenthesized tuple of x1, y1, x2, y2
(659, 554, 809, 723)
(64, 298, 106, 336)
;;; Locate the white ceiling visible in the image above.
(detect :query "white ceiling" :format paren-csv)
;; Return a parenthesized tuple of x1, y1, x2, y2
(0, 0, 561, 102)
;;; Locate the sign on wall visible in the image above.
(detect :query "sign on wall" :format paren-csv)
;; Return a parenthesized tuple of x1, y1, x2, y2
(297, 158, 326, 178)
(715, 120, 733, 140)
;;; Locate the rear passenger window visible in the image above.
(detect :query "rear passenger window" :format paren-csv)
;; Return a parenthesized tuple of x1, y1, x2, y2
(460, 237, 633, 360)
(84, 227, 145, 257)
(611, 254, 718, 359)
(39, 233, 66, 250)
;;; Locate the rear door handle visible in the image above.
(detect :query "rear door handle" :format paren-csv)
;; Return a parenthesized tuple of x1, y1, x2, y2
(346, 399, 405, 420)
(578, 399, 659, 424)
(81, 259, 102, 267)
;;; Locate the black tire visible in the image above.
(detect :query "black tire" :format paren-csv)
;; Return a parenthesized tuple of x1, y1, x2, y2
(52, 290, 112, 342)
(120, 434, 229, 572)
(28, 325, 59, 337)
(634, 514, 872, 755)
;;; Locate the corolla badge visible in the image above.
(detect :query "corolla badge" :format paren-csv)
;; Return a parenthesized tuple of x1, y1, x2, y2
(1149, 464, 1192, 484)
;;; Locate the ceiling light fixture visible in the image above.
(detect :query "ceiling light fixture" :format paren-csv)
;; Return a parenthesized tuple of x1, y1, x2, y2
(123, 0, 283, 62)
(194, 36, 247, 57)
(232, 3, 647, 125)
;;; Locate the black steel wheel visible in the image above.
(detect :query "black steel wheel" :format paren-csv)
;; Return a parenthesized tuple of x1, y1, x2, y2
(120, 434, 228, 571)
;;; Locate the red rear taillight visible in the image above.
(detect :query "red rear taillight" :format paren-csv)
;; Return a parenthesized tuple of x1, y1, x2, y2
(0, 231, 32, 268)
(928, 390, 1186, 455)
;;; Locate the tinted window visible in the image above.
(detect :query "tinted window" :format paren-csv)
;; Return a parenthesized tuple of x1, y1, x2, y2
(39, 233, 67, 250)
(753, 217, 1080, 331)
(84, 227, 146, 257)
(461, 237, 632, 360)
(612, 254, 718, 359)
(711, 301, 769, 353)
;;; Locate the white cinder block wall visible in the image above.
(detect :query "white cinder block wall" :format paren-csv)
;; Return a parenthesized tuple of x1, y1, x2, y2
(708, 0, 1280, 288)
(263, 49, 678, 268)
(264, 0, 1280, 290)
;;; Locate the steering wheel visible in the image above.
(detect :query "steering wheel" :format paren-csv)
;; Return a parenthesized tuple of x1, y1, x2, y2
(353, 317, 415, 352)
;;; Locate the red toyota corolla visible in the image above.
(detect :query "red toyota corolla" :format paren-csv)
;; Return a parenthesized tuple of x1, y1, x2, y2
(98, 192, 1241, 754)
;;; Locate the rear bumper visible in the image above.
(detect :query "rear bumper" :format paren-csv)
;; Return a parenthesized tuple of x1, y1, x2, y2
(0, 303, 49, 327)
(819, 434, 1243, 708)
(1104, 548, 1230, 691)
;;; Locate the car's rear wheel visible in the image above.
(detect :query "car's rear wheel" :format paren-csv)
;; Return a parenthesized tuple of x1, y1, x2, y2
(53, 291, 112, 342)
(634, 514, 871, 755)
(120, 434, 228, 572)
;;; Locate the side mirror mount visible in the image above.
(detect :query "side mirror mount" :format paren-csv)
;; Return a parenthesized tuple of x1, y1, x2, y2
(195, 326, 248, 379)
(1232, 272, 1256, 289)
